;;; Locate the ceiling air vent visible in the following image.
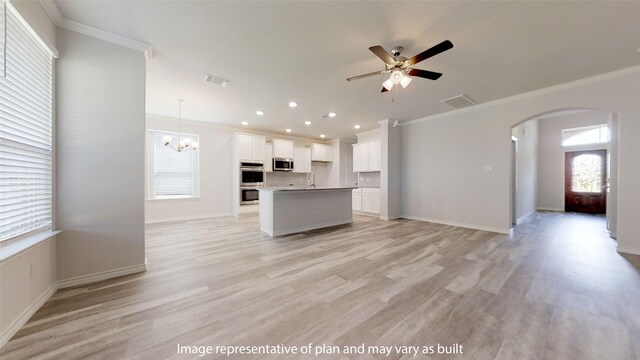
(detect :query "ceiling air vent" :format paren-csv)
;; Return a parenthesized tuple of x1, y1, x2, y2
(203, 74, 231, 87)
(441, 94, 476, 109)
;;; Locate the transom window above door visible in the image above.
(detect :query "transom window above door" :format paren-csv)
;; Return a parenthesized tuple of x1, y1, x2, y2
(561, 124, 608, 147)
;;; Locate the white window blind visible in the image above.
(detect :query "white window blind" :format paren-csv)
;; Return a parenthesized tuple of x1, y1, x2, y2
(149, 130, 199, 199)
(0, 3, 54, 241)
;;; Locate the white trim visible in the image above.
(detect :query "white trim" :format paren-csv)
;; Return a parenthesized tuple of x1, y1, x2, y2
(145, 213, 232, 225)
(379, 215, 400, 221)
(0, 230, 61, 262)
(617, 246, 640, 256)
(38, 0, 151, 54)
(264, 219, 353, 237)
(57, 263, 147, 289)
(516, 210, 535, 225)
(537, 207, 564, 212)
(352, 211, 380, 218)
(0, 283, 57, 348)
(402, 64, 640, 126)
(400, 214, 510, 235)
(5, 0, 58, 58)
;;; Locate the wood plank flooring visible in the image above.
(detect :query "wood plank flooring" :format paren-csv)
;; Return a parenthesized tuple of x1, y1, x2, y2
(2, 212, 640, 359)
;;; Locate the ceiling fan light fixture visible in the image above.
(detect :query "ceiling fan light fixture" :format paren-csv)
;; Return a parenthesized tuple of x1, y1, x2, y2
(400, 75, 412, 88)
(390, 70, 404, 84)
(382, 78, 394, 91)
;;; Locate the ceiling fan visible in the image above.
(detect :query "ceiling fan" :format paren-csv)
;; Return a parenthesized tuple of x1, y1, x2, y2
(347, 40, 453, 92)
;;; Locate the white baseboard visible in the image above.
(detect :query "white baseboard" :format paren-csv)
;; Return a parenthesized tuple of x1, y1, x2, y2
(145, 213, 232, 224)
(617, 246, 640, 256)
(516, 211, 535, 225)
(57, 263, 147, 289)
(400, 214, 510, 235)
(537, 207, 564, 212)
(0, 283, 57, 348)
(353, 211, 380, 218)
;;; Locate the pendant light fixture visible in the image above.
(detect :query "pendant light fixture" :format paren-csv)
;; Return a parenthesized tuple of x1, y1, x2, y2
(162, 99, 199, 152)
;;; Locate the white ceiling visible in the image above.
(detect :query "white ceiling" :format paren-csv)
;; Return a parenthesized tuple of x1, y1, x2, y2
(53, 1, 640, 140)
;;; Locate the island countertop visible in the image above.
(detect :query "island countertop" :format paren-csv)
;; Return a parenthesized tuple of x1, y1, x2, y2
(258, 186, 357, 192)
(259, 186, 354, 236)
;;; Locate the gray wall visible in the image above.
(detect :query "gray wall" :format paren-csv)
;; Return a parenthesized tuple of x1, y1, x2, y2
(55, 29, 146, 281)
(400, 67, 640, 255)
(537, 111, 609, 211)
(512, 120, 538, 221)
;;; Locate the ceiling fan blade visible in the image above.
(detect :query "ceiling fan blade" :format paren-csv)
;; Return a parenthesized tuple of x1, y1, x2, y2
(346, 70, 386, 82)
(407, 40, 453, 65)
(381, 87, 389, 93)
(407, 68, 443, 80)
(369, 45, 395, 64)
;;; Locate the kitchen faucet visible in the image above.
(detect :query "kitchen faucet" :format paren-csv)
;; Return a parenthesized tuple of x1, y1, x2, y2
(307, 172, 316, 188)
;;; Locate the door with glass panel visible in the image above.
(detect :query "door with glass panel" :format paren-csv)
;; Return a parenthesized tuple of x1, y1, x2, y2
(565, 150, 607, 214)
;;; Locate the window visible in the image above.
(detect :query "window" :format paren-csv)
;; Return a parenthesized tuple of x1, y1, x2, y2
(148, 130, 199, 199)
(0, 3, 54, 242)
(571, 154, 603, 193)
(561, 124, 608, 147)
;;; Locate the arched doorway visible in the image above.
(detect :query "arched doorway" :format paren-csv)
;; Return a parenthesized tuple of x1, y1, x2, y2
(509, 108, 618, 238)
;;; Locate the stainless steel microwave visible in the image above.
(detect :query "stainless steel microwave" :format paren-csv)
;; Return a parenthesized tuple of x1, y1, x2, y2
(273, 158, 294, 171)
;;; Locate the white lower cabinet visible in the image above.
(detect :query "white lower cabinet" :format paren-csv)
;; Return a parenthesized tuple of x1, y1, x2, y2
(352, 189, 362, 211)
(352, 188, 379, 215)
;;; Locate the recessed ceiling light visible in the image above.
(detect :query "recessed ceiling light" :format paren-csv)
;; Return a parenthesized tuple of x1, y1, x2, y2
(320, 134, 326, 138)
(328, 112, 337, 118)
(354, 125, 361, 129)
(256, 110, 264, 116)
(241, 121, 248, 126)
(289, 101, 298, 108)
(285, 128, 292, 133)
(305, 121, 311, 125)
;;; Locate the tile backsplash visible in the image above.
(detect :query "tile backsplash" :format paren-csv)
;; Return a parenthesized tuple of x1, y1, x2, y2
(358, 172, 380, 188)
(266, 172, 308, 187)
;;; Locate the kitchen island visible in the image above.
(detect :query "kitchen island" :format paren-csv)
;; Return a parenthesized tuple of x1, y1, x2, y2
(258, 187, 355, 237)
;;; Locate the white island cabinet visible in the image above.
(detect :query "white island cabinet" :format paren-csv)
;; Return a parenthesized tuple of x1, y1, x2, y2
(259, 187, 355, 237)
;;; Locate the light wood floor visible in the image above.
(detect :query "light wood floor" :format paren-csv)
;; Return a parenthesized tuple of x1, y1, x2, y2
(2, 212, 640, 359)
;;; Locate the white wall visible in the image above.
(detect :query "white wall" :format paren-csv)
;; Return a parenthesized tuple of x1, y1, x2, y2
(0, 236, 57, 347)
(56, 29, 146, 283)
(512, 120, 539, 222)
(537, 111, 610, 211)
(380, 119, 401, 220)
(146, 115, 236, 222)
(400, 66, 640, 255)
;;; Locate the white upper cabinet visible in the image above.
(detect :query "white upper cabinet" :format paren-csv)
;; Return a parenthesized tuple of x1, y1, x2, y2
(293, 147, 312, 173)
(352, 143, 369, 172)
(252, 136, 265, 162)
(273, 139, 294, 159)
(311, 143, 333, 162)
(368, 140, 380, 171)
(236, 133, 266, 162)
(265, 143, 273, 172)
(237, 134, 253, 161)
(353, 141, 380, 172)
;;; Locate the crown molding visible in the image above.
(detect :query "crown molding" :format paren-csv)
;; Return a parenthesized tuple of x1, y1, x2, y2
(39, 0, 152, 58)
(402, 63, 640, 126)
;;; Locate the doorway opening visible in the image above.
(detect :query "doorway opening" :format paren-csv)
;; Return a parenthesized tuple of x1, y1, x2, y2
(509, 109, 618, 239)
(565, 150, 607, 214)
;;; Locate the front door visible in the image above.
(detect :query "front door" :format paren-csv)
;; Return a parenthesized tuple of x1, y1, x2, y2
(565, 150, 607, 214)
